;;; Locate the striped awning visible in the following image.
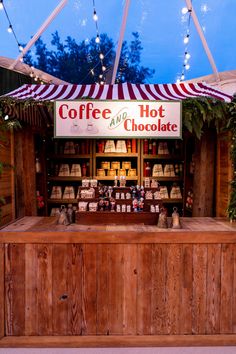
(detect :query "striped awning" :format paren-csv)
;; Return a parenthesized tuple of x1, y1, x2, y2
(2, 82, 232, 102)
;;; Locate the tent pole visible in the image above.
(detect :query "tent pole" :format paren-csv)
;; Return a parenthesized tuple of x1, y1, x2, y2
(185, 0, 220, 82)
(110, 0, 131, 85)
(9, 0, 68, 70)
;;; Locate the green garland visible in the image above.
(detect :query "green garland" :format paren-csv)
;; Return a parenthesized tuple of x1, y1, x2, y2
(226, 97, 236, 221)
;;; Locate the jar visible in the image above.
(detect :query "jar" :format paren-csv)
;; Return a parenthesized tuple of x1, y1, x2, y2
(122, 161, 131, 170)
(128, 169, 137, 177)
(97, 169, 105, 177)
(107, 169, 116, 177)
(119, 169, 126, 176)
(111, 161, 120, 170)
(101, 161, 110, 170)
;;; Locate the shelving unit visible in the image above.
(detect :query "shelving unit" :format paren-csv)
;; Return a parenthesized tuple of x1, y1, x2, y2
(140, 139, 185, 215)
(93, 139, 140, 185)
(41, 136, 192, 219)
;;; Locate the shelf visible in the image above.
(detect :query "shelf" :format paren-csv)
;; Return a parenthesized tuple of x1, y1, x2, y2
(48, 154, 91, 159)
(48, 199, 78, 204)
(162, 198, 183, 204)
(48, 176, 85, 181)
(96, 153, 139, 157)
(143, 176, 183, 181)
(95, 176, 138, 181)
(143, 154, 183, 160)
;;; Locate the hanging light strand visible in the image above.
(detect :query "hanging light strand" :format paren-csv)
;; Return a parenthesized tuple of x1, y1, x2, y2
(0, 0, 24, 54)
(92, 0, 106, 84)
(177, 3, 193, 83)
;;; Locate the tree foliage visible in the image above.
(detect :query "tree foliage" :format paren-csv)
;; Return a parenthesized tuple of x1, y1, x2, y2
(24, 31, 154, 84)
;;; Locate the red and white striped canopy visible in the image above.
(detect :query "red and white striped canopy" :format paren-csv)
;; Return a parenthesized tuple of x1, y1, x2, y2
(2, 82, 232, 102)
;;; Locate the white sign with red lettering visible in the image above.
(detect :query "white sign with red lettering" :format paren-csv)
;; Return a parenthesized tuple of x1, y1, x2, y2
(55, 100, 182, 138)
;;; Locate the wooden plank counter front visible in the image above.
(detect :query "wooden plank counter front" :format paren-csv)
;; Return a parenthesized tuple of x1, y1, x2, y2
(0, 216, 236, 348)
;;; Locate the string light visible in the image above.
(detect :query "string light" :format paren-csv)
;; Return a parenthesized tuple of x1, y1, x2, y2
(1, 0, 24, 54)
(177, 2, 193, 82)
(92, 0, 107, 84)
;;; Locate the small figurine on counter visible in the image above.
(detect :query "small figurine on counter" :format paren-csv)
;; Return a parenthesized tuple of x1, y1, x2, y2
(171, 207, 182, 229)
(132, 198, 138, 212)
(67, 203, 74, 224)
(139, 197, 144, 212)
(110, 197, 116, 212)
(157, 207, 168, 228)
(98, 199, 105, 211)
(57, 205, 70, 225)
(108, 186, 113, 198)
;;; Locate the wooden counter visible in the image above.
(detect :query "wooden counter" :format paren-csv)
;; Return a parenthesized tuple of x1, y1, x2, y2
(1, 216, 236, 348)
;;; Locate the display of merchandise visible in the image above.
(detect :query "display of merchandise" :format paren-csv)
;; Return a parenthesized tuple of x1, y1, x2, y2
(62, 186, 75, 199)
(70, 164, 81, 177)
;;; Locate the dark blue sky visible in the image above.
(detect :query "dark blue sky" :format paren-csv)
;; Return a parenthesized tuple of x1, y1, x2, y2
(0, 0, 235, 83)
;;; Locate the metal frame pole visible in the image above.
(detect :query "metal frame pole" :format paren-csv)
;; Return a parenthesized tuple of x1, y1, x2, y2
(185, 0, 220, 81)
(9, 0, 68, 70)
(111, 0, 131, 85)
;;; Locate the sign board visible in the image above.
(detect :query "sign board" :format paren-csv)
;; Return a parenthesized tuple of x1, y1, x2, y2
(54, 100, 182, 138)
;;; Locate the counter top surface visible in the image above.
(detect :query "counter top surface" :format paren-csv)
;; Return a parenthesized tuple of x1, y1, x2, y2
(1, 216, 236, 232)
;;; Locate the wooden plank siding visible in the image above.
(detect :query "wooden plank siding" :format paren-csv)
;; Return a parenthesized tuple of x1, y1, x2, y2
(2, 241, 236, 337)
(0, 131, 14, 227)
(216, 132, 232, 217)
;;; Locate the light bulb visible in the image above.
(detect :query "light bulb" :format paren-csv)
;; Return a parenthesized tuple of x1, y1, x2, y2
(100, 81, 104, 85)
(20, 57, 24, 62)
(185, 64, 190, 70)
(0, 2, 3, 10)
(4, 115, 9, 121)
(185, 52, 191, 60)
(102, 65, 106, 72)
(95, 35, 100, 43)
(18, 45, 23, 52)
(181, 7, 188, 15)
(90, 69, 94, 76)
(34, 76, 38, 81)
(93, 10, 98, 21)
(99, 74, 103, 79)
(7, 25, 13, 33)
(99, 53, 104, 60)
(30, 65, 34, 70)
(183, 35, 189, 44)
(176, 79, 181, 84)
(184, 59, 188, 65)
(30, 72, 33, 78)
(181, 74, 185, 81)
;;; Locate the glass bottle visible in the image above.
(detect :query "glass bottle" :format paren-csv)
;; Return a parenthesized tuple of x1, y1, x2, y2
(35, 158, 42, 173)
(145, 161, 151, 177)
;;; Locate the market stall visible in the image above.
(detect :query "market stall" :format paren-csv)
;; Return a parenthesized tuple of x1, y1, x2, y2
(0, 81, 235, 347)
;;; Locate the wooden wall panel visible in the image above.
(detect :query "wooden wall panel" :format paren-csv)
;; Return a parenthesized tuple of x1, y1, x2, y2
(0, 131, 14, 226)
(3, 242, 236, 337)
(82, 244, 97, 335)
(5, 244, 25, 335)
(67, 244, 82, 335)
(220, 244, 234, 333)
(151, 244, 167, 334)
(123, 244, 137, 335)
(37, 244, 53, 335)
(206, 244, 221, 334)
(0, 244, 4, 339)
(180, 245, 193, 334)
(137, 245, 152, 335)
(216, 132, 232, 217)
(192, 245, 207, 334)
(193, 129, 216, 216)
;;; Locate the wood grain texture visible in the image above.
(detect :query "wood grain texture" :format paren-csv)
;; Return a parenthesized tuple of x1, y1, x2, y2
(165, 245, 182, 334)
(206, 244, 221, 334)
(192, 244, 207, 334)
(180, 245, 193, 334)
(137, 244, 152, 335)
(67, 244, 83, 335)
(52, 244, 69, 335)
(96, 244, 109, 334)
(1, 334, 236, 347)
(37, 244, 53, 335)
(25, 244, 38, 335)
(108, 244, 124, 335)
(5, 244, 25, 336)
(82, 244, 97, 335)
(0, 245, 4, 339)
(151, 244, 167, 334)
(220, 244, 234, 333)
(123, 244, 137, 335)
